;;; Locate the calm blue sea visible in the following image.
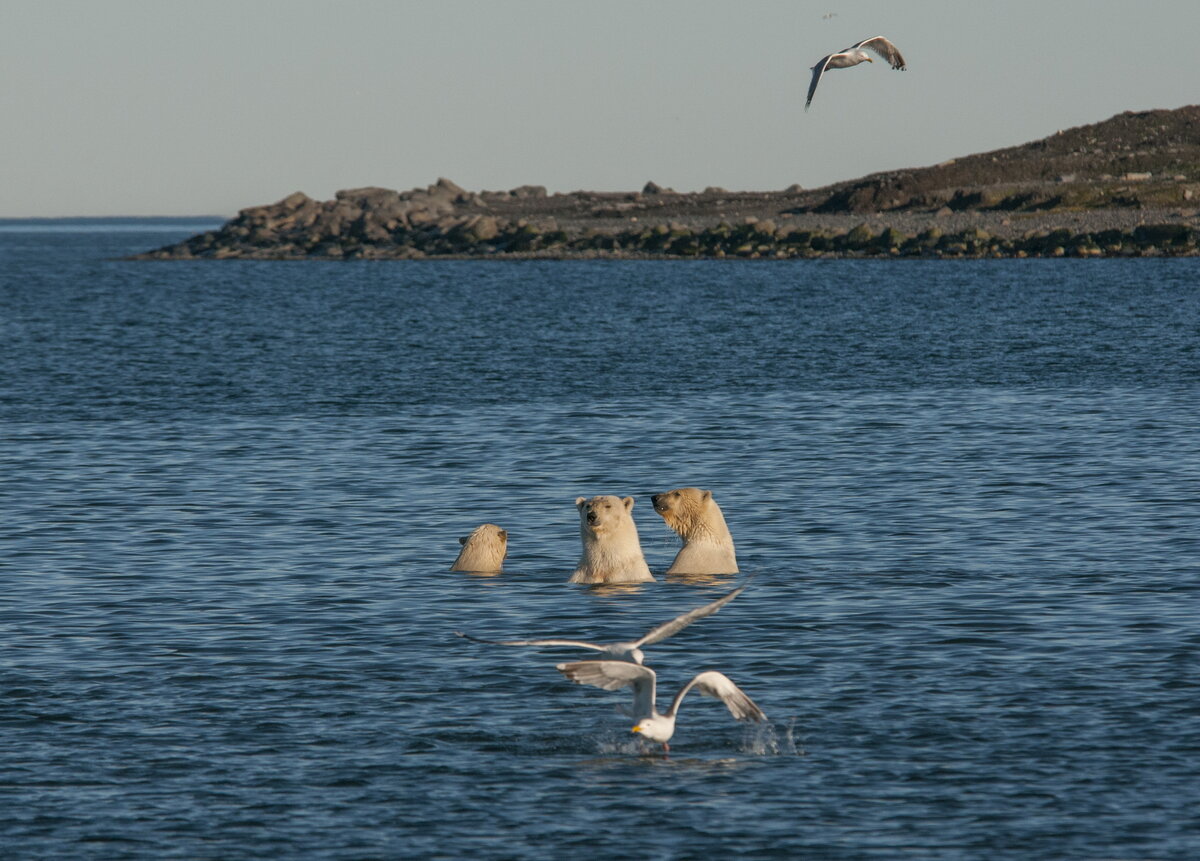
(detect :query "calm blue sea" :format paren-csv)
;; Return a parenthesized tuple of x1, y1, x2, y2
(2, 220, 1198, 860)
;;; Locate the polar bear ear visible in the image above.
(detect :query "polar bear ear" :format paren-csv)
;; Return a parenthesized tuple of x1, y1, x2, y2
(575, 497, 586, 508)
(702, 489, 713, 501)
(459, 536, 468, 546)
(622, 496, 635, 511)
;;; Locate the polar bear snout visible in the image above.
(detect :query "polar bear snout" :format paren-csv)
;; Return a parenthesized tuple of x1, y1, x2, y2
(651, 493, 667, 512)
(586, 509, 600, 526)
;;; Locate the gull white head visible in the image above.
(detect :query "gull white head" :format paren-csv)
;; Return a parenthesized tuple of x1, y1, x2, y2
(631, 714, 675, 745)
(612, 645, 647, 665)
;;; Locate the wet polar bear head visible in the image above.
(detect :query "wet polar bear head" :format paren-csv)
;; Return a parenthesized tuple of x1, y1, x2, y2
(450, 523, 508, 573)
(569, 495, 654, 585)
(650, 487, 738, 575)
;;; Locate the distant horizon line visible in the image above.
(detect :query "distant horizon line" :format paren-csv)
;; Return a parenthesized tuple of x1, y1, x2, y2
(0, 214, 229, 222)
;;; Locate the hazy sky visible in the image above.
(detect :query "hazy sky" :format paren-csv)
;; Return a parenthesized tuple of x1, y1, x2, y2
(4, 0, 1199, 216)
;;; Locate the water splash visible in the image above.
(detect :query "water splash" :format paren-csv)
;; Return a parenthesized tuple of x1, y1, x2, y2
(592, 729, 651, 756)
(741, 717, 803, 756)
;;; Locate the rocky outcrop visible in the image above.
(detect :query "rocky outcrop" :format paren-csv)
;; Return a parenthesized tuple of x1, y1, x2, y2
(131, 106, 1200, 260)
(135, 197, 1200, 260)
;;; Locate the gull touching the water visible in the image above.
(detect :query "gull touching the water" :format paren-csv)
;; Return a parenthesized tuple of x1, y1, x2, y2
(556, 660, 767, 753)
(806, 35, 907, 110)
(455, 583, 747, 665)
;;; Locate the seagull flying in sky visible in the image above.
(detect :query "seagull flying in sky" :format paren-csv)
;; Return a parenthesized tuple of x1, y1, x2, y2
(806, 36, 907, 110)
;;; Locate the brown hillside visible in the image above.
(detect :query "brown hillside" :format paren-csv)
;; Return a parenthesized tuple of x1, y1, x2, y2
(792, 106, 1200, 213)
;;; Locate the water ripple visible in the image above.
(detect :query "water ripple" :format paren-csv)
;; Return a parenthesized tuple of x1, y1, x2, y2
(2, 230, 1198, 858)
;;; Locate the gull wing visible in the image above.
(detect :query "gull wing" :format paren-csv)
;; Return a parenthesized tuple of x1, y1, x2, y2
(851, 36, 906, 70)
(806, 53, 835, 110)
(557, 660, 656, 719)
(668, 670, 766, 722)
(632, 583, 748, 648)
(455, 631, 605, 652)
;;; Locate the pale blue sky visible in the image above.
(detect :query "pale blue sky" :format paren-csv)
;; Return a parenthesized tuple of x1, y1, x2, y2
(4, 0, 1198, 216)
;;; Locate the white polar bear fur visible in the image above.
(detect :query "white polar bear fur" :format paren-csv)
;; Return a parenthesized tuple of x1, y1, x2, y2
(651, 487, 738, 575)
(450, 523, 508, 573)
(569, 495, 655, 584)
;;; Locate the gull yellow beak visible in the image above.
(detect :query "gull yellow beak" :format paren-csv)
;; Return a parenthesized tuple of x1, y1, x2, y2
(866, 57, 874, 63)
(631, 726, 642, 734)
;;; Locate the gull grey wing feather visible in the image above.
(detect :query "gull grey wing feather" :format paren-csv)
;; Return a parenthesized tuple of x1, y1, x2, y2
(455, 632, 605, 651)
(668, 670, 766, 722)
(806, 54, 834, 110)
(633, 583, 748, 648)
(852, 36, 906, 69)
(557, 660, 656, 718)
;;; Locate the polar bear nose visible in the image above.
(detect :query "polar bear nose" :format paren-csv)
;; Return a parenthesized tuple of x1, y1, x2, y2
(651, 494, 662, 506)
(586, 510, 599, 525)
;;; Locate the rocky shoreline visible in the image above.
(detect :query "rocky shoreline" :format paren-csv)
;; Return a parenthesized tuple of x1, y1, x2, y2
(131, 179, 1199, 260)
(132, 106, 1200, 261)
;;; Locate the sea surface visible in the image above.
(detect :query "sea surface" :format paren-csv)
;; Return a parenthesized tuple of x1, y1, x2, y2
(1, 220, 1198, 860)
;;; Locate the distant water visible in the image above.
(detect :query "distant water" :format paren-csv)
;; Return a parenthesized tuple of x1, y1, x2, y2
(2, 220, 1198, 860)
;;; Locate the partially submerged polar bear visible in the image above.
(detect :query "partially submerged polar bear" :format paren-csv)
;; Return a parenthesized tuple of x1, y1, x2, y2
(450, 523, 508, 573)
(569, 496, 655, 585)
(650, 487, 738, 575)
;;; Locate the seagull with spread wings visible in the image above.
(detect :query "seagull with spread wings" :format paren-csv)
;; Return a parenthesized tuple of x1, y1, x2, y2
(806, 35, 907, 110)
(455, 583, 747, 666)
(556, 660, 766, 753)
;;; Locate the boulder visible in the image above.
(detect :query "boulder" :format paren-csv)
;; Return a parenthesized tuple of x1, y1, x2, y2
(877, 227, 907, 249)
(336, 187, 402, 206)
(1134, 223, 1191, 245)
(843, 224, 874, 248)
(279, 191, 314, 211)
(432, 177, 467, 197)
(467, 215, 500, 242)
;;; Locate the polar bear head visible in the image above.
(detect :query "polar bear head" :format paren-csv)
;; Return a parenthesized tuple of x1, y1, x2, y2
(575, 495, 636, 536)
(651, 487, 724, 539)
(450, 523, 508, 572)
(650, 488, 737, 576)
